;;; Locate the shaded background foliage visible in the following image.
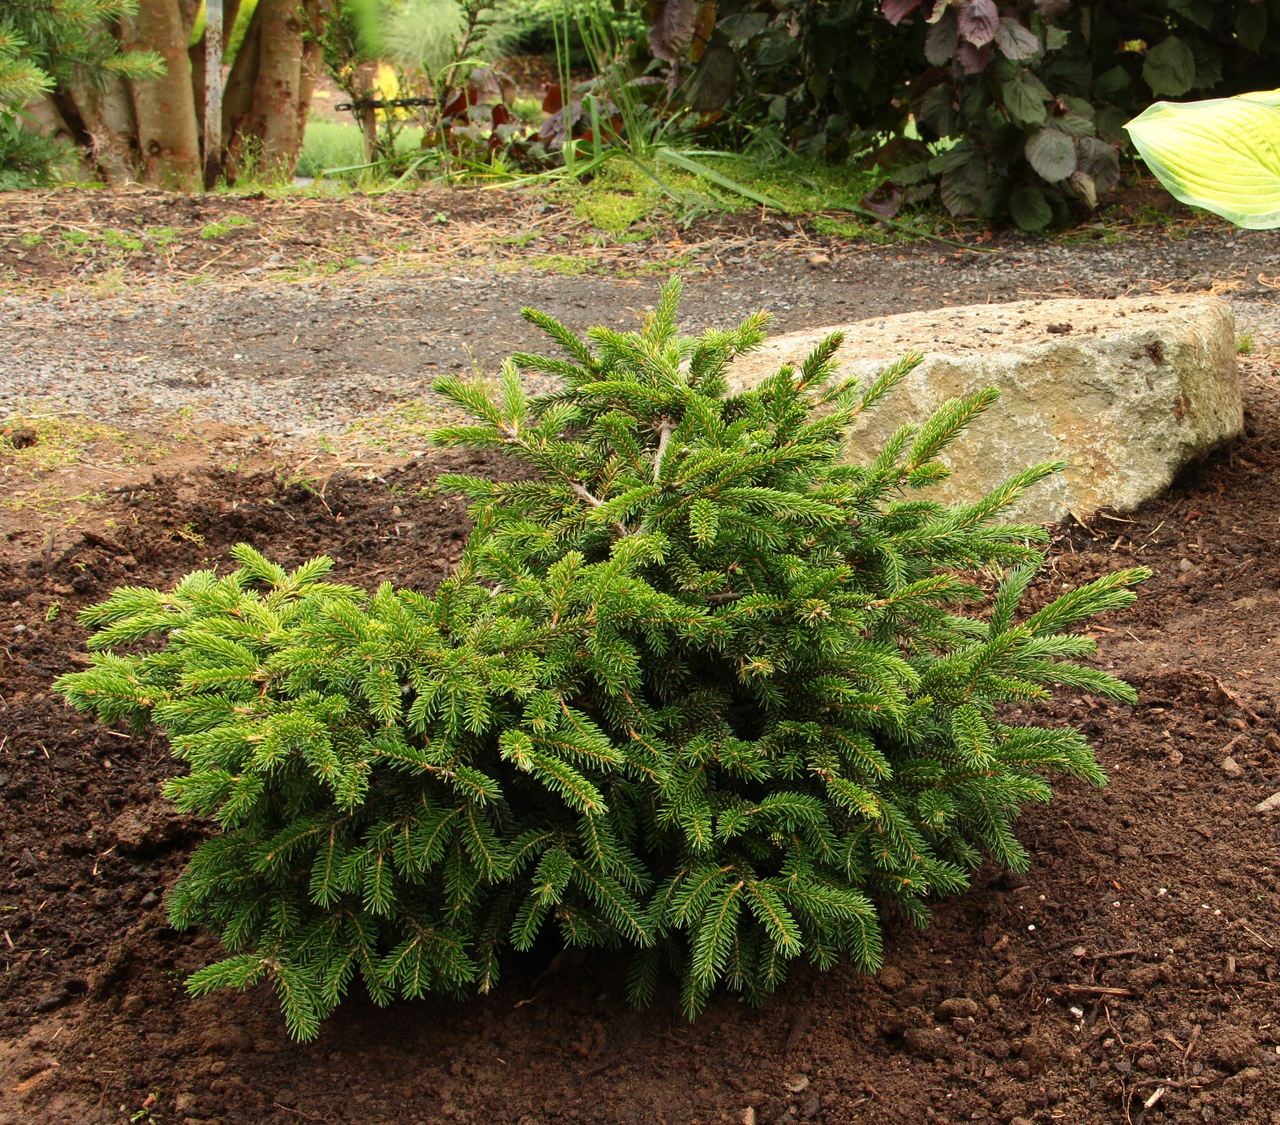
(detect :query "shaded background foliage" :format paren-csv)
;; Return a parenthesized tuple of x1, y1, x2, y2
(650, 0, 1280, 227)
(3, 0, 1277, 216)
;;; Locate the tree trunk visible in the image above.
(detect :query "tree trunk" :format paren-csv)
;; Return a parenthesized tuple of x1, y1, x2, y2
(50, 0, 321, 188)
(57, 75, 140, 185)
(190, 0, 243, 149)
(202, 0, 225, 187)
(122, 0, 201, 190)
(26, 96, 97, 180)
(223, 0, 321, 181)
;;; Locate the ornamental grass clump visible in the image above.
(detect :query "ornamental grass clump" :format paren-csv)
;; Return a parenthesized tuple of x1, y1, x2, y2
(57, 280, 1146, 1039)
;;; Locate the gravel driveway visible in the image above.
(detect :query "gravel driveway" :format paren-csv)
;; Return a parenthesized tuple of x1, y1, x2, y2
(3, 221, 1278, 441)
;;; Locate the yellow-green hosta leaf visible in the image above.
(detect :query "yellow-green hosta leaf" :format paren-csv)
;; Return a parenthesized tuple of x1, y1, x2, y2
(1125, 90, 1280, 230)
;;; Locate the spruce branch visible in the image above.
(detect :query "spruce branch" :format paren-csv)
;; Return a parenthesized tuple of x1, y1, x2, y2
(56, 283, 1148, 1039)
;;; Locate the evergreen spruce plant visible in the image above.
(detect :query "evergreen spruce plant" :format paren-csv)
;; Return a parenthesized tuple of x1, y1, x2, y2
(57, 279, 1147, 1039)
(0, 0, 163, 186)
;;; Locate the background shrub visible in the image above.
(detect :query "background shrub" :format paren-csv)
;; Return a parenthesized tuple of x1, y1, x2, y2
(58, 281, 1146, 1038)
(647, 0, 1280, 227)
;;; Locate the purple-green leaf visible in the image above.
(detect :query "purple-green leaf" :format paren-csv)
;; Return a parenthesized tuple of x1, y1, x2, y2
(881, 0, 926, 25)
(1008, 185, 1052, 230)
(924, 10, 959, 65)
(994, 17, 1040, 61)
(1001, 70, 1049, 126)
(1142, 36, 1196, 98)
(648, 0, 700, 64)
(958, 0, 999, 47)
(1025, 127, 1077, 182)
(955, 41, 992, 75)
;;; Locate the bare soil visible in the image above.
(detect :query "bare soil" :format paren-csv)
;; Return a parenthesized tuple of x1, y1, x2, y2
(1, 187, 1279, 1124)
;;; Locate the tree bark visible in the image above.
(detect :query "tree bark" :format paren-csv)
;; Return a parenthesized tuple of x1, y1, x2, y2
(123, 0, 201, 190)
(203, 0, 225, 187)
(57, 75, 140, 185)
(190, 0, 243, 149)
(50, 0, 321, 189)
(355, 61, 380, 163)
(223, 0, 321, 181)
(26, 96, 97, 180)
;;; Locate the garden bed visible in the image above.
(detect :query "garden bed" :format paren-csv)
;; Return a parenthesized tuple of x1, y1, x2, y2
(3, 190, 1280, 1122)
(2, 365, 1279, 1122)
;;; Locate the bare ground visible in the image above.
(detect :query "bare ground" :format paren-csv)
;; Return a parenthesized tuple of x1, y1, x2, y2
(1, 186, 1279, 1124)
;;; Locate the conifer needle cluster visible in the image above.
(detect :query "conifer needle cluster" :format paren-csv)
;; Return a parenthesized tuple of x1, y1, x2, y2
(57, 280, 1147, 1039)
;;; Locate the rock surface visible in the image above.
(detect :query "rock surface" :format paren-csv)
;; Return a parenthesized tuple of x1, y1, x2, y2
(726, 296, 1243, 523)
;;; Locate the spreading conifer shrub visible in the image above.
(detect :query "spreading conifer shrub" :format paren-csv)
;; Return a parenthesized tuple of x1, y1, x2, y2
(57, 280, 1147, 1040)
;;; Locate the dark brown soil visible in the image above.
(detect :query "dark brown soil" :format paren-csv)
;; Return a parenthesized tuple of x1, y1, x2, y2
(0, 175, 1219, 294)
(3, 356, 1280, 1123)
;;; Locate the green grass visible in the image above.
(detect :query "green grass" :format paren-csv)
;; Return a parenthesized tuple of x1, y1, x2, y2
(296, 120, 429, 180)
(100, 228, 144, 252)
(59, 230, 93, 252)
(1, 413, 127, 472)
(499, 229, 543, 248)
(505, 253, 591, 276)
(547, 155, 894, 236)
(145, 226, 180, 249)
(1237, 332, 1255, 355)
(199, 214, 254, 239)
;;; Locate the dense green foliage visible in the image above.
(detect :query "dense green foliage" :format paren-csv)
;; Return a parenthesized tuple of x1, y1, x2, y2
(0, 0, 161, 187)
(58, 281, 1146, 1038)
(649, 0, 1280, 227)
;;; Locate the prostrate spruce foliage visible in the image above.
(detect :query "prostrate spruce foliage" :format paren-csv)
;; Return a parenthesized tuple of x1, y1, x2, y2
(57, 280, 1147, 1039)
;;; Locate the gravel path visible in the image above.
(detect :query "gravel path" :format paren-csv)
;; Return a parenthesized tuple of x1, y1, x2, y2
(3, 224, 1278, 439)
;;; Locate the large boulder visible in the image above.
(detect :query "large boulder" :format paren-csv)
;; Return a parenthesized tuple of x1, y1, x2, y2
(727, 296, 1243, 523)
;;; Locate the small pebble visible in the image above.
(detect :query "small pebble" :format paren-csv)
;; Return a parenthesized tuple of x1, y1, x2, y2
(1221, 755, 1244, 778)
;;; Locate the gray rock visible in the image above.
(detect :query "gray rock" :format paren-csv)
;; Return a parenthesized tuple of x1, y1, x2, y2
(727, 296, 1242, 523)
(1221, 755, 1245, 778)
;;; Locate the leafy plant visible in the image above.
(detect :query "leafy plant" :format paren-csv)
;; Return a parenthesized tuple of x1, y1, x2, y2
(1126, 88, 1280, 230)
(646, 0, 1280, 228)
(525, 3, 784, 212)
(648, 0, 913, 162)
(875, 0, 1280, 227)
(319, 0, 535, 176)
(58, 280, 1146, 1039)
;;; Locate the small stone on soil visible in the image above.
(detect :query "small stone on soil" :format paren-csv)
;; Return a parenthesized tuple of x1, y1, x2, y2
(877, 966, 907, 990)
(1204, 1026, 1260, 1073)
(1221, 755, 1245, 778)
(902, 1027, 955, 1061)
(936, 997, 980, 1019)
